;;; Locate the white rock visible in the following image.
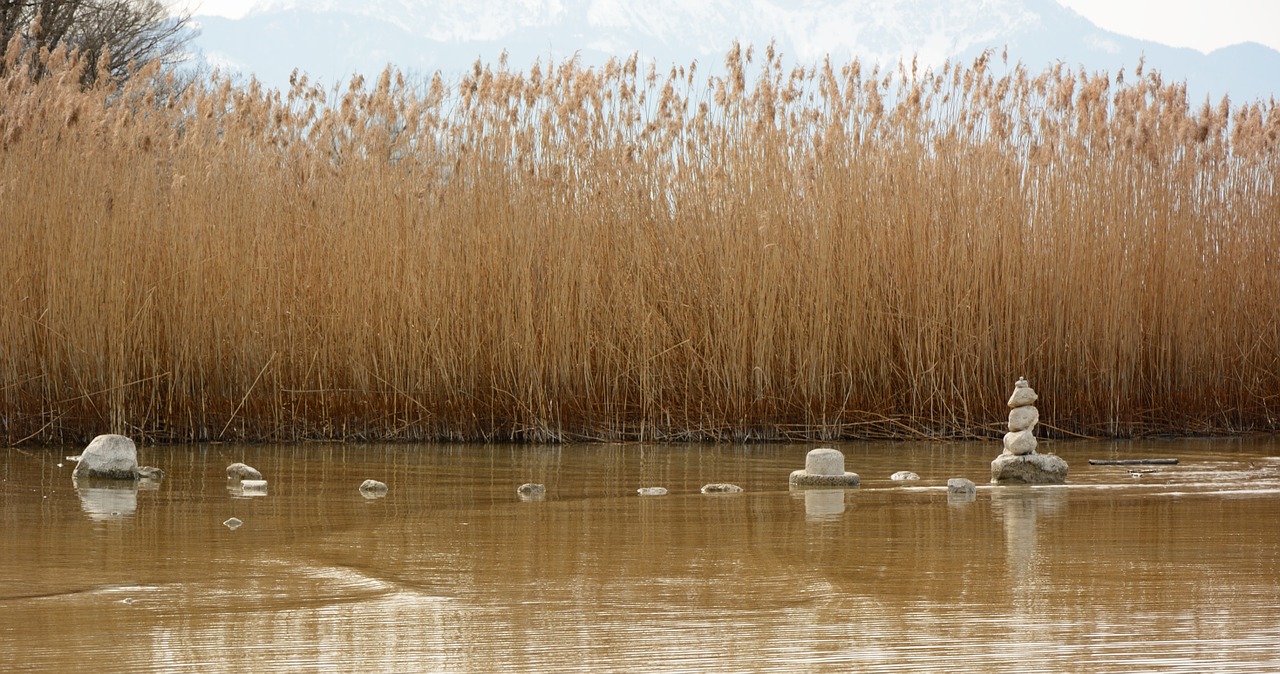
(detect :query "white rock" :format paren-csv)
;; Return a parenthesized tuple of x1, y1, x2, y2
(1003, 429, 1038, 455)
(1008, 386, 1039, 408)
(890, 471, 920, 481)
(226, 463, 262, 480)
(804, 448, 847, 476)
(790, 448, 860, 486)
(991, 453, 1069, 484)
(359, 479, 389, 497)
(223, 517, 243, 529)
(1008, 405, 1040, 432)
(72, 434, 138, 480)
(517, 483, 545, 500)
(637, 487, 668, 496)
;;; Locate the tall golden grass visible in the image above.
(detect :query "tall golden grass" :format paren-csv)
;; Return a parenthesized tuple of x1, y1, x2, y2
(2, 42, 1278, 444)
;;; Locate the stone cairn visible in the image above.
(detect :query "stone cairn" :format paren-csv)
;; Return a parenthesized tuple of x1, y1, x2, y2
(789, 448, 860, 487)
(991, 377, 1068, 484)
(1004, 377, 1040, 455)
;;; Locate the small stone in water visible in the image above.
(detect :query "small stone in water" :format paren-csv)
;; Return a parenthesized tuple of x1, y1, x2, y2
(517, 483, 545, 499)
(223, 517, 243, 530)
(226, 463, 263, 480)
(701, 483, 743, 494)
(637, 487, 668, 496)
(890, 471, 920, 480)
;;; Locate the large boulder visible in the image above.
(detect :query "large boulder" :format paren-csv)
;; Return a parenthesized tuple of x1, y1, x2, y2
(72, 434, 139, 480)
(991, 453, 1069, 484)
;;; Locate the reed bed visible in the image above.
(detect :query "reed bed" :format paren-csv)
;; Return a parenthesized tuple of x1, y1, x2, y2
(2, 42, 1278, 445)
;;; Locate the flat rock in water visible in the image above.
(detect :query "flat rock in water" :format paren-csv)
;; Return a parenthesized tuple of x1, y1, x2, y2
(890, 471, 920, 481)
(947, 477, 978, 503)
(701, 483, 744, 494)
(637, 487, 668, 496)
(72, 434, 139, 480)
(991, 453, 1069, 484)
(789, 470, 860, 487)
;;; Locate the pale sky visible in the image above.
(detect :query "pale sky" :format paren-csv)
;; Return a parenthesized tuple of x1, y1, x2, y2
(186, 0, 1280, 54)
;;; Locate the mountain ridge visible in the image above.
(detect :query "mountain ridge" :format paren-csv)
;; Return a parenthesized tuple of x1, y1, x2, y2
(189, 0, 1279, 102)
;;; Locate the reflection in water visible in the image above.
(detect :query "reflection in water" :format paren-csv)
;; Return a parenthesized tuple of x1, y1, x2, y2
(791, 487, 846, 521)
(72, 476, 149, 521)
(990, 486, 1069, 634)
(3, 439, 1280, 672)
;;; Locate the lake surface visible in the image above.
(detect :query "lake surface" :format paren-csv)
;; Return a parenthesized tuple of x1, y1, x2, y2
(3, 438, 1280, 672)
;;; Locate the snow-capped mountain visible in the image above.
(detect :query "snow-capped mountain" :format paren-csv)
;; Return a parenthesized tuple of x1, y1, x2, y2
(190, 0, 1280, 102)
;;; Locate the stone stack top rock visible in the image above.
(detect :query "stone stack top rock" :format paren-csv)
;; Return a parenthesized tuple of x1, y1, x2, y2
(1008, 376, 1039, 408)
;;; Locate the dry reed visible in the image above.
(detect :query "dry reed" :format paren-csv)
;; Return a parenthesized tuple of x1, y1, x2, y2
(2, 42, 1278, 445)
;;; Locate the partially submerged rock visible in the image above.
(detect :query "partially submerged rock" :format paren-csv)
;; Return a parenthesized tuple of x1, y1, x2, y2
(991, 453, 1069, 484)
(72, 434, 140, 480)
(134, 466, 166, 480)
(223, 517, 243, 530)
(701, 483, 743, 493)
(226, 463, 262, 480)
(947, 477, 977, 496)
(789, 448, 860, 487)
(359, 479, 389, 498)
(890, 471, 920, 481)
(517, 483, 545, 500)
(637, 487, 668, 496)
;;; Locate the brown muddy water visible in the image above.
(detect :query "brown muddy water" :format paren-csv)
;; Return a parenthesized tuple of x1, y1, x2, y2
(2, 438, 1279, 672)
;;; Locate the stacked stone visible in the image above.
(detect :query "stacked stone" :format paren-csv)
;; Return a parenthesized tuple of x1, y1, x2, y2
(1002, 377, 1040, 456)
(991, 377, 1068, 484)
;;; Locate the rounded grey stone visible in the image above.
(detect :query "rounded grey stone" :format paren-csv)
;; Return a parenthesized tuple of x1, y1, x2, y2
(890, 471, 920, 481)
(701, 483, 744, 494)
(72, 434, 139, 480)
(637, 487, 668, 496)
(226, 463, 263, 480)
